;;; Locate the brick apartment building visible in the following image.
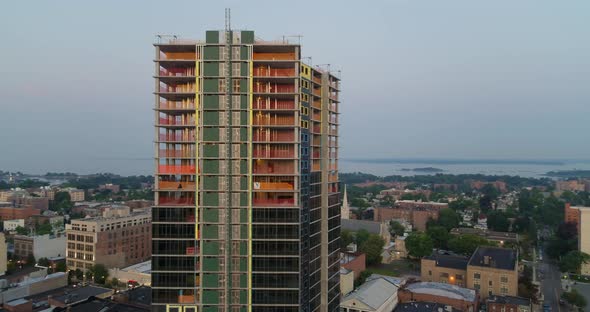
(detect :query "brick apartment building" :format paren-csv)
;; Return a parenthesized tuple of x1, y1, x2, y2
(340, 252, 366, 279)
(374, 200, 446, 231)
(66, 206, 151, 271)
(486, 295, 532, 312)
(421, 247, 518, 300)
(555, 179, 586, 192)
(470, 181, 507, 193)
(564, 203, 580, 231)
(0, 203, 41, 221)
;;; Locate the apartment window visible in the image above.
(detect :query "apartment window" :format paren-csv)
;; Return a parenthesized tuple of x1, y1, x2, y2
(488, 290, 493, 296)
(301, 106, 309, 115)
(500, 275, 508, 283)
(489, 280, 493, 286)
(428, 270, 432, 276)
(301, 120, 309, 128)
(219, 79, 226, 92)
(501, 286, 509, 295)
(233, 79, 240, 92)
(474, 273, 481, 279)
(474, 283, 480, 290)
(440, 273, 449, 278)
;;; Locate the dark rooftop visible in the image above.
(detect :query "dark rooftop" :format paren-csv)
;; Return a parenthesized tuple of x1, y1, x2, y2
(424, 253, 469, 271)
(126, 286, 151, 306)
(50, 285, 113, 305)
(487, 295, 531, 306)
(468, 247, 517, 271)
(53, 297, 149, 312)
(395, 302, 462, 312)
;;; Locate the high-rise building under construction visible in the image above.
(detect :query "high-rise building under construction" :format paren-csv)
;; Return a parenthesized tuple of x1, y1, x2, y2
(152, 28, 341, 312)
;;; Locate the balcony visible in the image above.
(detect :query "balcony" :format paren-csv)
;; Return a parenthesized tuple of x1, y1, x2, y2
(253, 113, 295, 126)
(253, 146, 295, 158)
(158, 116, 196, 127)
(312, 125, 321, 134)
(159, 67, 195, 76)
(254, 67, 296, 77)
(254, 83, 295, 94)
(158, 195, 196, 206)
(312, 88, 321, 97)
(159, 133, 195, 142)
(159, 149, 195, 158)
(159, 181, 196, 190)
(158, 165, 197, 175)
(253, 99, 295, 110)
(253, 130, 295, 142)
(253, 194, 296, 207)
(159, 100, 195, 111)
(312, 101, 321, 110)
(159, 51, 197, 61)
(253, 52, 296, 61)
(159, 83, 196, 93)
(311, 112, 321, 122)
(253, 161, 295, 174)
(254, 181, 294, 191)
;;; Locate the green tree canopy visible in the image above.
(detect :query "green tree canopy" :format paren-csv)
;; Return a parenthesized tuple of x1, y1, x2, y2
(447, 234, 496, 256)
(426, 226, 450, 249)
(341, 230, 354, 249)
(559, 251, 590, 273)
(355, 229, 370, 247)
(360, 234, 385, 266)
(562, 289, 587, 309)
(89, 264, 109, 284)
(389, 220, 405, 237)
(437, 208, 460, 231)
(487, 211, 510, 232)
(15, 226, 28, 235)
(405, 233, 434, 258)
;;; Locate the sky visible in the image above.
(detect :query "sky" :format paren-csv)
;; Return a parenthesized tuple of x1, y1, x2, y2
(1, 0, 589, 175)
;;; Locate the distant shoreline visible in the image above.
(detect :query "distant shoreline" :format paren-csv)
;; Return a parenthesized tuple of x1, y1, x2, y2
(401, 167, 444, 173)
(342, 158, 569, 166)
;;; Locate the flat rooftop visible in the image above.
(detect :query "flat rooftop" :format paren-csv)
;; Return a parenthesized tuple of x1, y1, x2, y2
(424, 254, 469, 271)
(404, 282, 476, 302)
(468, 246, 517, 271)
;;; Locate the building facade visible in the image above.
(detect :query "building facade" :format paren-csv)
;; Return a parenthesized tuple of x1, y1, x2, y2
(0, 232, 6, 276)
(13, 234, 66, 260)
(564, 203, 580, 231)
(486, 295, 532, 312)
(579, 207, 590, 275)
(152, 29, 341, 312)
(466, 247, 518, 299)
(65, 207, 151, 271)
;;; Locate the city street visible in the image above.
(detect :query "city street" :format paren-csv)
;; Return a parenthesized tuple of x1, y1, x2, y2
(540, 244, 563, 311)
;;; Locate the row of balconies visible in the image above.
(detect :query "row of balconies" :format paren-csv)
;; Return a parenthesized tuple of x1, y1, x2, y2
(253, 114, 295, 126)
(159, 67, 196, 77)
(253, 130, 295, 142)
(158, 149, 196, 158)
(253, 98, 295, 110)
(159, 116, 196, 126)
(159, 99, 195, 110)
(253, 83, 295, 93)
(158, 194, 296, 207)
(159, 83, 196, 93)
(253, 67, 295, 77)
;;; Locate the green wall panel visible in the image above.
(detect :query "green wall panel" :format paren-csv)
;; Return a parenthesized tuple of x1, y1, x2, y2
(203, 62, 219, 76)
(202, 257, 220, 271)
(202, 192, 218, 206)
(203, 144, 219, 158)
(203, 241, 220, 255)
(203, 79, 218, 92)
(203, 95, 219, 109)
(203, 111, 219, 126)
(203, 46, 219, 60)
(203, 128, 219, 141)
(206, 31, 219, 44)
(203, 208, 219, 223)
(203, 176, 219, 190)
(202, 224, 218, 239)
(202, 290, 220, 305)
(202, 273, 219, 288)
(203, 160, 219, 174)
(241, 31, 254, 44)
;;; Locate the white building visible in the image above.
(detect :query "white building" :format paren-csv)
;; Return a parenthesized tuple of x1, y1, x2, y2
(341, 275, 406, 312)
(108, 260, 151, 286)
(3, 219, 25, 232)
(579, 207, 590, 275)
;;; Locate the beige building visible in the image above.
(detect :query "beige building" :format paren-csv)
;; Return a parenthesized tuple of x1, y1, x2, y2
(466, 247, 518, 299)
(579, 207, 590, 275)
(64, 188, 85, 202)
(66, 206, 151, 271)
(13, 233, 66, 260)
(341, 275, 405, 312)
(340, 267, 354, 296)
(0, 232, 7, 276)
(421, 247, 518, 300)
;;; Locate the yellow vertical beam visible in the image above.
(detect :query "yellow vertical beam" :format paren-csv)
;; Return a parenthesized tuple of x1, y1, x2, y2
(195, 57, 200, 241)
(247, 57, 253, 312)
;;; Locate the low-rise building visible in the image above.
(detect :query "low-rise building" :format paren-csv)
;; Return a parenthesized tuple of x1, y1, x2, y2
(340, 268, 354, 296)
(0, 271, 68, 304)
(3, 219, 25, 232)
(450, 228, 519, 246)
(13, 233, 66, 260)
(341, 274, 406, 312)
(466, 247, 518, 299)
(395, 302, 462, 312)
(47, 285, 113, 308)
(64, 188, 85, 202)
(99, 183, 121, 194)
(486, 295, 532, 312)
(108, 260, 151, 286)
(421, 254, 469, 287)
(578, 206, 590, 275)
(66, 206, 151, 271)
(555, 179, 586, 192)
(374, 201, 445, 231)
(0, 204, 41, 222)
(342, 219, 392, 245)
(341, 252, 366, 280)
(398, 281, 478, 312)
(0, 232, 6, 276)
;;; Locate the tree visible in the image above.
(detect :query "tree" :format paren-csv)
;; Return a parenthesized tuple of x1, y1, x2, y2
(360, 234, 385, 266)
(36, 222, 53, 235)
(26, 254, 36, 267)
(15, 226, 28, 235)
(38, 257, 50, 267)
(341, 230, 354, 249)
(355, 229, 370, 247)
(437, 208, 460, 231)
(557, 222, 578, 241)
(55, 262, 67, 272)
(547, 238, 577, 260)
(559, 251, 590, 273)
(389, 220, 405, 237)
(89, 264, 109, 284)
(487, 211, 510, 232)
(52, 191, 73, 213)
(448, 234, 496, 255)
(405, 233, 434, 258)
(426, 226, 450, 249)
(562, 289, 587, 309)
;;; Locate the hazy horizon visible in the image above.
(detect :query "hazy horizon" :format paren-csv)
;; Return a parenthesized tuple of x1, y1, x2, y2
(1, 0, 589, 174)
